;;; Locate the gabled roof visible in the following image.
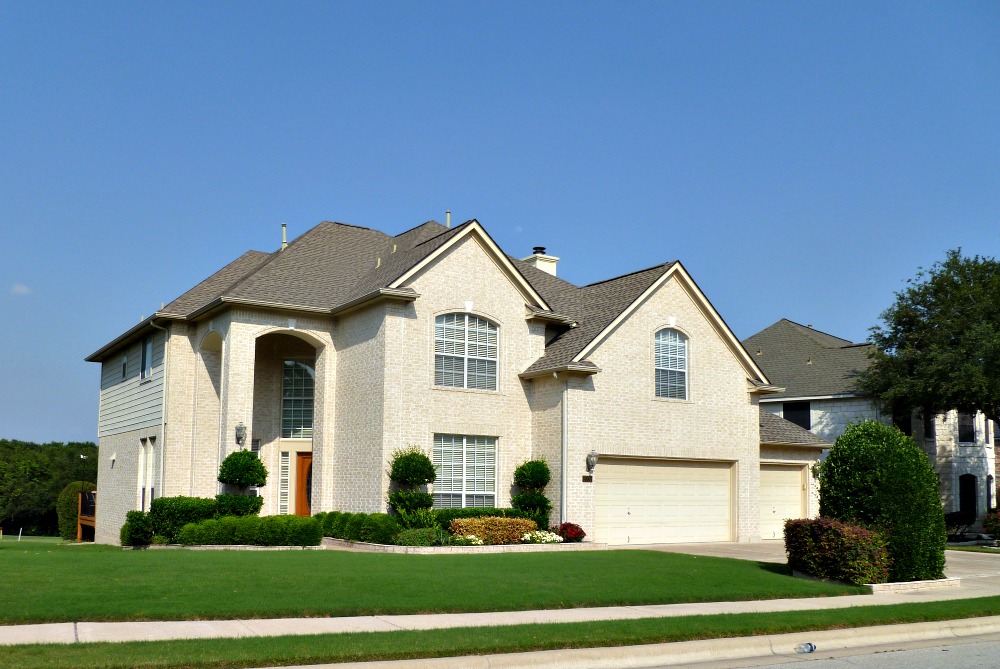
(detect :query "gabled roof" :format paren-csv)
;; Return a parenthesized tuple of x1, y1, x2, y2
(742, 319, 873, 400)
(759, 411, 830, 447)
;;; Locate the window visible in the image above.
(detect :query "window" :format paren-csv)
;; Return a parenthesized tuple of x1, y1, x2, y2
(986, 420, 992, 445)
(121, 353, 128, 381)
(923, 412, 936, 440)
(278, 451, 290, 515)
(892, 409, 912, 436)
(140, 337, 153, 380)
(994, 420, 1000, 447)
(654, 328, 687, 400)
(958, 413, 976, 444)
(783, 401, 811, 430)
(281, 359, 314, 438)
(432, 434, 496, 508)
(434, 314, 498, 391)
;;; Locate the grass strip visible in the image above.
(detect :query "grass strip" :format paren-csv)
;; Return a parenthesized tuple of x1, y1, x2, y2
(5, 596, 1000, 669)
(946, 545, 1000, 554)
(0, 544, 862, 624)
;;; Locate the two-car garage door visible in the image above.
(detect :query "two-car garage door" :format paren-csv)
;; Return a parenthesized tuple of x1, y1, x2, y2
(593, 459, 733, 545)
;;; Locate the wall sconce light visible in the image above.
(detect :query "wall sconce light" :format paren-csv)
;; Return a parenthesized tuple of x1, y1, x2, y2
(235, 422, 247, 447)
(586, 450, 599, 475)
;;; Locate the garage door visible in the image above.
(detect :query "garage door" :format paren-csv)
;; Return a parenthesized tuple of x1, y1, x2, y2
(759, 464, 805, 540)
(593, 459, 732, 545)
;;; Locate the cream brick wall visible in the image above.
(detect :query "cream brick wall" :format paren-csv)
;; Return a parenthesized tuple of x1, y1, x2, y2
(528, 375, 565, 526)
(563, 275, 762, 541)
(95, 425, 161, 544)
(760, 445, 822, 520)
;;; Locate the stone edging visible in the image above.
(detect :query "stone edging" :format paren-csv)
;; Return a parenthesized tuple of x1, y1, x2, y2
(792, 570, 962, 593)
(321, 537, 608, 554)
(126, 544, 323, 551)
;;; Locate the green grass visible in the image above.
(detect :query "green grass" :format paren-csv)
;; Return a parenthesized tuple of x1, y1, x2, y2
(5, 596, 1000, 669)
(0, 542, 862, 624)
(947, 545, 1000, 554)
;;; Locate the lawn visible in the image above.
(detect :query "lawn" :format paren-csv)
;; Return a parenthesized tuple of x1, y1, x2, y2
(947, 545, 1000, 554)
(4, 596, 1000, 669)
(0, 541, 863, 624)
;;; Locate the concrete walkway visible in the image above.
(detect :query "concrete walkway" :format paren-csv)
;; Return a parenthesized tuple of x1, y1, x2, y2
(1, 547, 998, 649)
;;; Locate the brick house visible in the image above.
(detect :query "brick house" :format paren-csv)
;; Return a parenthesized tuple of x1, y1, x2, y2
(744, 319, 998, 525)
(86, 219, 825, 545)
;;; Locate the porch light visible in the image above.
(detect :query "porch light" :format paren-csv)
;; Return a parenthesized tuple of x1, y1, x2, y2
(586, 450, 599, 475)
(235, 422, 247, 447)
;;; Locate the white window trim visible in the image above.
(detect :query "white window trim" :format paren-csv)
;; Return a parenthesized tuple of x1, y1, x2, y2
(140, 337, 153, 381)
(654, 327, 689, 401)
(281, 358, 315, 439)
(432, 434, 497, 509)
(433, 313, 499, 392)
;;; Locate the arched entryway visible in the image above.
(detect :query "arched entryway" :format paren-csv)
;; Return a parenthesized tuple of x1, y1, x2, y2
(959, 473, 978, 520)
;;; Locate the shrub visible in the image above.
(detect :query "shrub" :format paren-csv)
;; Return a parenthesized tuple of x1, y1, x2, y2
(148, 496, 218, 543)
(323, 511, 342, 537)
(57, 481, 96, 541)
(945, 511, 975, 539)
(256, 516, 290, 546)
(395, 527, 449, 546)
(359, 513, 402, 544)
(435, 507, 535, 529)
(177, 520, 213, 546)
(388, 447, 436, 487)
(522, 530, 563, 544)
(329, 512, 352, 539)
(218, 450, 268, 492)
(984, 510, 1000, 538)
(216, 494, 264, 518)
(398, 508, 439, 529)
(388, 490, 435, 514)
(343, 514, 368, 542)
(818, 421, 945, 582)
(450, 517, 537, 545)
(511, 491, 552, 516)
(557, 522, 586, 543)
(286, 516, 323, 546)
(120, 510, 153, 546)
(176, 515, 321, 546)
(784, 517, 890, 585)
(513, 460, 551, 489)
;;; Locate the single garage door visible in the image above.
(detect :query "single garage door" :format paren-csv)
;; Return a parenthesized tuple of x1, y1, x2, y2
(759, 464, 805, 540)
(593, 459, 732, 545)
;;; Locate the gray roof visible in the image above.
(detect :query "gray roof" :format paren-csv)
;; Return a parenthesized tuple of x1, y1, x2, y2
(742, 319, 873, 399)
(759, 411, 830, 446)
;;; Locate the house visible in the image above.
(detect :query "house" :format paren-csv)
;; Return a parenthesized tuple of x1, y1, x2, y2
(744, 318, 998, 525)
(86, 219, 826, 545)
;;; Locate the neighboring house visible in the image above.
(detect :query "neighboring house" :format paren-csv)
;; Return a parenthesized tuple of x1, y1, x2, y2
(86, 219, 825, 545)
(744, 319, 998, 525)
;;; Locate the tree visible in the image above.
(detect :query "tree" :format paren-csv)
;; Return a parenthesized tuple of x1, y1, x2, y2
(858, 249, 1000, 425)
(818, 421, 945, 582)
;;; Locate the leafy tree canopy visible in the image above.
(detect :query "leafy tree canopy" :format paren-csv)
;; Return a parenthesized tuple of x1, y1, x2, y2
(858, 249, 1000, 425)
(0, 440, 98, 534)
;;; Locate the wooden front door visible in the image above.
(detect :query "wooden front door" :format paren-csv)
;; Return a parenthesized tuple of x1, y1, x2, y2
(295, 453, 313, 517)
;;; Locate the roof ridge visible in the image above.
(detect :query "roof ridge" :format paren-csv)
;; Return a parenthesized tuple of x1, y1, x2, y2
(319, 220, 384, 233)
(582, 261, 674, 288)
(781, 318, 854, 347)
(393, 220, 444, 237)
(410, 220, 472, 249)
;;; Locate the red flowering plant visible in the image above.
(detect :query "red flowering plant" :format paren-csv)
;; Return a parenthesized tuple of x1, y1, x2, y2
(557, 522, 586, 543)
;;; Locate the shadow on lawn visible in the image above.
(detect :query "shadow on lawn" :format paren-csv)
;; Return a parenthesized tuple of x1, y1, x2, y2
(756, 561, 792, 576)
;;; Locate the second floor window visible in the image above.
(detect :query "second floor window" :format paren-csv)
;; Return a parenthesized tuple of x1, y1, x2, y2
(958, 412, 976, 444)
(140, 337, 153, 380)
(435, 313, 498, 391)
(282, 359, 314, 438)
(654, 328, 687, 400)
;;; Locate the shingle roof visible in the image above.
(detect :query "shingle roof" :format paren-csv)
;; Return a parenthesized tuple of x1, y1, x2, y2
(162, 250, 274, 316)
(760, 411, 830, 446)
(742, 319, 873, 399)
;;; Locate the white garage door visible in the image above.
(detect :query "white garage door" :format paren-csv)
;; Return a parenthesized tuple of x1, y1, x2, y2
(759, 464, 805, 540)
(593, 459, 732, 545)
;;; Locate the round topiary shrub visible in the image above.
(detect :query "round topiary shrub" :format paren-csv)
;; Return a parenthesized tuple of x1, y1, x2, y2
(818, 420, 946, 582)
(511, 490, 552, 516)
(387, 447, 436, 514)
(218, 450, 268, 492)
(215, 493, 264, 517)
(388, 490, 434, 514)
(120, 510, 153, 547)
(57, 480, 96, 541)
(513, 460, 551, 490)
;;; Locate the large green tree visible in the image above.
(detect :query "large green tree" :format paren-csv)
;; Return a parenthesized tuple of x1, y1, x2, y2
(858, 249, 1000, 425)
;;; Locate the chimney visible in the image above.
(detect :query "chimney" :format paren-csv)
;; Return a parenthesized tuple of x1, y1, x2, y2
(521, 246, 559, 276)
(281, 223, 288, 250)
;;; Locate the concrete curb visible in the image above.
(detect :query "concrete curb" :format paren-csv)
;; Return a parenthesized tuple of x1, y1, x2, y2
(321, 537, 608, 554)
(281, 616, 1000, 669)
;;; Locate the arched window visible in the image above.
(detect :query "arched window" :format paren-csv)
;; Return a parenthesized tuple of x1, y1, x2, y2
(655, 328, 687, 400)
(435, 314, 498, 391)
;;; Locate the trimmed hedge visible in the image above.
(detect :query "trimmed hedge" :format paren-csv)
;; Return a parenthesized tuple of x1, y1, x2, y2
(343, 514, 367, 542)
(387, 490, 434, 514)
(215, 494, 264, 518)
(120, 510, 153, 547)
(394, 527, 452, 546)
(785, 517, 890, 586)
(359, 513, 402, 544)
(148, 496, 218, 543)
(450, 516, 537, 545)
(57, 480, 96, 541)
(322, 511, 342, 536)
(176, 515, 321, 546)
(435, 507, 537, 529)
(513, 460, 551, 489)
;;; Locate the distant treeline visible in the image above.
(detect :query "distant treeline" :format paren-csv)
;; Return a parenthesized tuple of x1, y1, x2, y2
(0, 439, 98, 536)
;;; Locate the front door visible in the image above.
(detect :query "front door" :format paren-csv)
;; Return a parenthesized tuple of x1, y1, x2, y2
(295, 453, 313, 517)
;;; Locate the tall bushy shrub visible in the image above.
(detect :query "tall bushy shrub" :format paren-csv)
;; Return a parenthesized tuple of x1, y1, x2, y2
(511, 460, 552, 526)
(218, 450, 268, 492)
(120, 510, 153, 546)
(387, 447, 436, 514)
(148, 496, 218, 543)
(818, 421, 945, 582)
(56, 481, 96, 540)
(785, 518, 890, 585)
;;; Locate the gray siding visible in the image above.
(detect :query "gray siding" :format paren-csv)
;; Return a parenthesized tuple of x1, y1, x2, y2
(98, 331, 165, 437)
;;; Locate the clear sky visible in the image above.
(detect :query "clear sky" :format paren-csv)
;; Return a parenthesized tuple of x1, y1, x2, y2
(1, 3, 997, 443)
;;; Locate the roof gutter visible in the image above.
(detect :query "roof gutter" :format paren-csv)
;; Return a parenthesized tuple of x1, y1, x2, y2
(330, 288, 420, 316)
(186, 296, 333, 321)
(85, 313, 181, 362)
(519, 362, 602, 380)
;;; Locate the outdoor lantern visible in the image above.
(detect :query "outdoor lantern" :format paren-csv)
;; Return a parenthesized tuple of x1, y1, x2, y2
(235, 422, 247, 446)
(586, 450, 599, 475)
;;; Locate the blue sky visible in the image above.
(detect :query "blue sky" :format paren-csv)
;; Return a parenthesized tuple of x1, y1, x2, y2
(1, 3, 998, 443)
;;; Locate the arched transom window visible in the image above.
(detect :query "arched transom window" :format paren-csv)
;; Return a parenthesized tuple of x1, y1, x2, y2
(435, 313, 498, 391)
(655, 328, 687, 400)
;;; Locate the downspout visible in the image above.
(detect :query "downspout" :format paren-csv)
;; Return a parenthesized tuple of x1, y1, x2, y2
(561, 377, 569, 525)
(149, 319, 169, 501)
